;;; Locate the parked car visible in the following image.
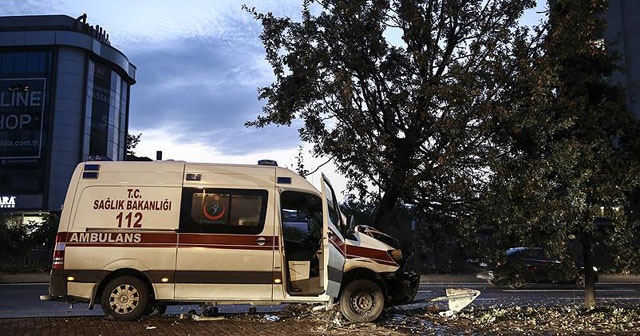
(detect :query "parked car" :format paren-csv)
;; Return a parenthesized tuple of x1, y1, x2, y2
(478, 247, 598, 289)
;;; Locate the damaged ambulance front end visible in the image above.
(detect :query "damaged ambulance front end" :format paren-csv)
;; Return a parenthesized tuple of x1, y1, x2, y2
(343, 224, 420, 306)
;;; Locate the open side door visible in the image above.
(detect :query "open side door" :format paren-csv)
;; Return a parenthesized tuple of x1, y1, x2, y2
(320, 174, 346, 298)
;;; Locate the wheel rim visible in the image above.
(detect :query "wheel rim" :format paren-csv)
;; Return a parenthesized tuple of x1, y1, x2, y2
(349, 288, 376, 315)
(108, 283, 141, 315)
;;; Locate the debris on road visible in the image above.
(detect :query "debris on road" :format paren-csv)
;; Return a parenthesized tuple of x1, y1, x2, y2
(264, 314, 280, 322)
(429, 288, 481, 317)
(192, 315, 225, 321)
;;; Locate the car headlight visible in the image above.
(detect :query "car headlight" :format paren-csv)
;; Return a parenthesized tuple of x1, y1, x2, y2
(592, 266, 598, 272)
(389, 249, 403, 262)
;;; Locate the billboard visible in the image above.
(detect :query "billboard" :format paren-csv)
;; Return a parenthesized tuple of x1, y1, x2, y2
(0, 78, 46, 160)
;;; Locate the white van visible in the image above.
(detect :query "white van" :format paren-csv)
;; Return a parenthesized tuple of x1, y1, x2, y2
(42, 160, 418, 322)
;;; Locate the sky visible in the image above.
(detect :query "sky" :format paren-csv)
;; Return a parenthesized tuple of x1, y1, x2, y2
(1, 0, 545, 197)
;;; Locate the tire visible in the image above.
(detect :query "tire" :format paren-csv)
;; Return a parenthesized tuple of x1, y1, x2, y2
(509, 274, 525, 289)
(101, 276, 149, 321)
(339, 279, 384, 322)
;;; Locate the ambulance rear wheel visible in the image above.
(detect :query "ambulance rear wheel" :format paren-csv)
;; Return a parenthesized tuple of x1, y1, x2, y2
(101, 276, 149, 321)
(339, 279, 384, 322)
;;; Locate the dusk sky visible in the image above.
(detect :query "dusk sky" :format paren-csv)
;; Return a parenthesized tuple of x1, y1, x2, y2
(1, 0, 545, 197)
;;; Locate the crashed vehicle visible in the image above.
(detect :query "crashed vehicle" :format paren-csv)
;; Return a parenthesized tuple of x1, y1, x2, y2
(42, 160, 419, 322)
(341, 225, 420, 321)
(478, 247, 598, 289)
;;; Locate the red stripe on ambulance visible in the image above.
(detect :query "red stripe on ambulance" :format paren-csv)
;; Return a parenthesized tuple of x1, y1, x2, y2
(346, 245, 398, 267)
(58, 231, 279, 250)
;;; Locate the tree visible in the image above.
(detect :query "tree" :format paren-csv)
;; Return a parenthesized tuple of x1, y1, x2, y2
(246, 0, 537, 230)
(125, 133, 152, 161)
(483, 0, 640, 309)
(0, 214, 58, 271)
(126, 133, 142, 157)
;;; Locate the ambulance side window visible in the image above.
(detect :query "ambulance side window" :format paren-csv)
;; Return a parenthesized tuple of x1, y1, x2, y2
(281, 191, 323, 245)
(179, 188, 267, 234)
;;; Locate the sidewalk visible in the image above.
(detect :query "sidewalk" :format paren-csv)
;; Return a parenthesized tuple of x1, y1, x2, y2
(0, 272, 50, 284)
(2, 272, 640, 284)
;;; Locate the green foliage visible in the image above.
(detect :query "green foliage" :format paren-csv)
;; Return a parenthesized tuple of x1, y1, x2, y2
(295, 145, 310, 177)
(0, 214, 58, 272)
(340, 194, 377, 227)
(246, 0, 537, 229)
(247, 0, 640, 280)
(478, 0, 640, 308)
(126, 133, 142, 157)
(481, 0, 640, 262)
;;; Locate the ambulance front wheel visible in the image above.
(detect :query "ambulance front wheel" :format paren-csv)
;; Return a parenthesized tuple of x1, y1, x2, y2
(339, 279, 384, 322)
(101, 275, 150, 321)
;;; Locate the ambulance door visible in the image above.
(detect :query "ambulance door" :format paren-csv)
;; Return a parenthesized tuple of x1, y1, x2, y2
(321, 174, 346, 298)
(174, 186, 275, 301)
(280, 191, 325, 297)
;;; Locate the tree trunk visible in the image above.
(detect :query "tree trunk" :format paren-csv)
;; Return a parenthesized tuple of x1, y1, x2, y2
(374, 189, 399, 230)
(374, 139, 415, 230)
(582, 231, 596, 310)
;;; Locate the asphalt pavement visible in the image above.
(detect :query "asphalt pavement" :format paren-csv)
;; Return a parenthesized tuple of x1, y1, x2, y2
(2, 272, 640, 335)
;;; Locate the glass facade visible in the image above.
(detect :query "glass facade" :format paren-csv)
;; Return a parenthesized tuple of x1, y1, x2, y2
(85, 59, 128, 161)
(0, 51, 53, 194)
(0, 15, 136, 215)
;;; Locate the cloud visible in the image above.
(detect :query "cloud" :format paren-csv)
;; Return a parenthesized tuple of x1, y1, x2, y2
(1, 0, 307, 154)
(127, 33, 298, 154)
(130, 126, 348, 197)
(1, 0, 348, 196)
(0, 0, 65, 16)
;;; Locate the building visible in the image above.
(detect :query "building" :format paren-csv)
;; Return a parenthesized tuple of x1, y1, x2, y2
(605, 0, 640, 119)
(0, 14, 136, 227)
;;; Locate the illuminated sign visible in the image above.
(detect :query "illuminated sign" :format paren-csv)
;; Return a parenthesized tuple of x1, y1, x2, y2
(0, 78, 46, 159)
(0, 196, 16, 208)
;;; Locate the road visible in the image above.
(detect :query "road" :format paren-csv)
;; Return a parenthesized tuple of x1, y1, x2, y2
(414, 281, 640, 310)
(0, 283, 284, 318)
(1, 280, 639, 319)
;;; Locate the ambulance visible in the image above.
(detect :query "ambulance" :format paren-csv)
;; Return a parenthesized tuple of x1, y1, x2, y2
(41, 160, 418, 322)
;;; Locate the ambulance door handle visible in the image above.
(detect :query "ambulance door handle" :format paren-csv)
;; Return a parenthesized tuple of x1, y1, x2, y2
(256, 237, 268, 246)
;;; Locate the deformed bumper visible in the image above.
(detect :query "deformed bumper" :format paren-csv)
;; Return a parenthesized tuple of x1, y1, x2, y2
(387, 271, 420, 304)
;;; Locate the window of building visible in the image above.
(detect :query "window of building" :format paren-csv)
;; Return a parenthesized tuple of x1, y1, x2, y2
(86, 59, 127, 160)
(0, 51, 53, 194)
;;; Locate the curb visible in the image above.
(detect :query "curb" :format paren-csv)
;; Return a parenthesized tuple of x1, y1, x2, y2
(0, 272, 50, 284)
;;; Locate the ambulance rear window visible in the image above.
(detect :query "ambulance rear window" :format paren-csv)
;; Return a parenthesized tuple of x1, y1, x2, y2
(179, 188, 267, 234)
